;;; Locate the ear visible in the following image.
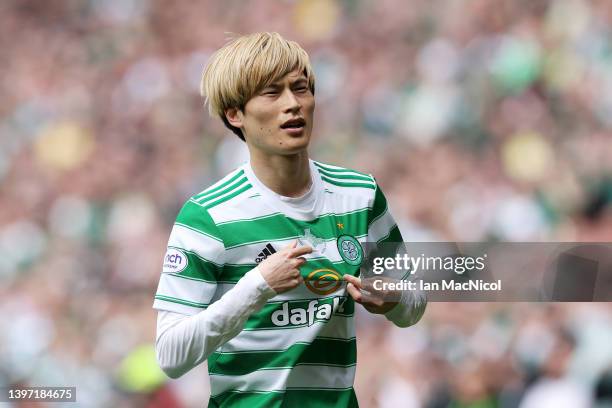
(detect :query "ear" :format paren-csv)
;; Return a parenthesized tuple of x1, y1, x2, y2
(224, 107, 244, 129)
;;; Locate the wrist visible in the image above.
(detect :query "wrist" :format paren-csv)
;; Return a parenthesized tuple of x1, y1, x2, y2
(250, 266, 277, 299)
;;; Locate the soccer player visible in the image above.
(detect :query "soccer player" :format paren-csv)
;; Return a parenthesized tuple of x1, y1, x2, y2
(154, 32, 426, 407)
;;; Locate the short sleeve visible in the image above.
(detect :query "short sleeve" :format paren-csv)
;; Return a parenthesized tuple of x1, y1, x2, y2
(153, 200, 225, 315)
(367, 182, 404, 244)
(367, 182, 409, 280)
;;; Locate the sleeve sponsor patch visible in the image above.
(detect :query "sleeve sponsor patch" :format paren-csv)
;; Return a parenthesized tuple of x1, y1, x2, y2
(162, 248, 188, 273)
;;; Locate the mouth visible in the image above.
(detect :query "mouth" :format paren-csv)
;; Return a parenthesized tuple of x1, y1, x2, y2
(280, 118, 306, 131)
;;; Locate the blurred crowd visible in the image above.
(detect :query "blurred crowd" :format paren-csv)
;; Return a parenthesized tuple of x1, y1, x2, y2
(1, 0, 611, 406)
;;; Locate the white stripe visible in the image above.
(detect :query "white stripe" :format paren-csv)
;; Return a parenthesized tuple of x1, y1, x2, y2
(210, 193, 372, 225)
(210, 368, 291, 395)
(168, 224, 225, 264)
(156, 273, 217, 305)
(212, 282, 346, 303)
(322, 193, 372, 216)
(208, 198, 278, 224)
(218, 315, 354, 353)
(367, 209, 397, 242)
(152, 298, 201, 315)
(224, 237, 345, 264)
(209, 364, 355, 395)
(286, 364, 356, 389)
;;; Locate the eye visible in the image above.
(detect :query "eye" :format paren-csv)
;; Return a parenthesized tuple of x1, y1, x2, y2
(262, 89, 278, 96)
(294, 87, 308, 93)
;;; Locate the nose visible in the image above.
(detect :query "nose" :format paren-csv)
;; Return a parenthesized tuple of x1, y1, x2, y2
(281, 88, 302, 113)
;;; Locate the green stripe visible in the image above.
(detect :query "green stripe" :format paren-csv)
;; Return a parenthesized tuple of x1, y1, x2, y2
(218, 263, 256, 283)
(209, 390, 283, 408)
(210, 388, 358, 408)
(243, 296, 354, 330)
(316, 167, 374, 183)
(368, 185, 388, 225)
(167, 247, 221, 281)
(175, 201, 224, 243)
(321, 175, 376, 190)
(193, 169, 245, 200)
(377, 224, 403, 244)
(154, 294, 209, 308)
(314, 162, 370, 177)
(196, 176, 248, 204)
(218, 208, 369, 248)
(205, 184, 253, 210)
(209, 337, 356, 375)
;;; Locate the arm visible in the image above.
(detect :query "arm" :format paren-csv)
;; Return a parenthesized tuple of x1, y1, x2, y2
(345, 181, 427, 327)
(155, 239, 312, 379)
(156, 267, 275, 378)
(383, 283, 427, 327)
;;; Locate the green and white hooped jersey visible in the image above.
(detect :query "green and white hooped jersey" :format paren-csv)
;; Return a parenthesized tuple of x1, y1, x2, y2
(153, 160, 403, 408)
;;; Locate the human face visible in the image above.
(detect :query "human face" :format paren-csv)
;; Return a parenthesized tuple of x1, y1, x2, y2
(227, 69, 315, 156)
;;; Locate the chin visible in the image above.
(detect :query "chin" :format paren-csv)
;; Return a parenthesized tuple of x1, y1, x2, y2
(277, 134, 310, 154)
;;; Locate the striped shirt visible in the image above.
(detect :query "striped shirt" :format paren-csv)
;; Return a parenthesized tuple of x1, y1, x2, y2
(153, 160, 403, 407)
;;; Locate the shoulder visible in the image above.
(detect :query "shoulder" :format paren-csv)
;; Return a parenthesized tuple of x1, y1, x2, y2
(312, 160, 378, 194)
(177, 166, 266, 234)
(189, 166, 251, 208)
(174, 166, 254, 237)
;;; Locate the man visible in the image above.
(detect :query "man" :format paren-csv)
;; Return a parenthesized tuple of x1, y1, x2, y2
(154, 32, 426, 407)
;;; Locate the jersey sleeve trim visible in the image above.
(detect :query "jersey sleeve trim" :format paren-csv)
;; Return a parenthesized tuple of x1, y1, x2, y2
(168, 224, 225, 267)
(156, 272, 217, 305)
(153, 297, 207, 315)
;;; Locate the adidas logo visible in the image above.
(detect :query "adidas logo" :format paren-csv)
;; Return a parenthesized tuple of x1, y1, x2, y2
(254, 243, 277, 263)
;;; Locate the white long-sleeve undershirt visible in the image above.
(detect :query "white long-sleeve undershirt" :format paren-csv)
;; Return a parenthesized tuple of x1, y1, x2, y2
(155, 269, 426, 379)
(155, 267, 276, 378)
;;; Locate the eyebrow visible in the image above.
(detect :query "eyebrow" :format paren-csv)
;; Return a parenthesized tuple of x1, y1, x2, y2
(266, 77, 308, 88)
(292, 78, 308, 86)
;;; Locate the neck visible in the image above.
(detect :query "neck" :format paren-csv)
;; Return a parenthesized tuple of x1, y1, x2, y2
(249, 150, 311, 197)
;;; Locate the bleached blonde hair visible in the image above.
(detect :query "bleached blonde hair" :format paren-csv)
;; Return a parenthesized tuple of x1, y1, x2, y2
(200, 32, 315, 141)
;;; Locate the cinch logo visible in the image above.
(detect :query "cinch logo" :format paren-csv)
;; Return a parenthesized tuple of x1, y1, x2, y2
(166, 254, 183, 263)
(305, 268, 343, 295)
(255, 243, 277, 263)
(271, 297, 347, 327)
(162, 248, 188, 273)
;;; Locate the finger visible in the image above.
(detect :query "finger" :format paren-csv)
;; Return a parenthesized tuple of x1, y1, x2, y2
(361, 277, 374, 291)
(343, 274, 362, 289)
(283, 240, 298, 251)
(294, 257, 307, 266)
(289, 244, 313, 258)
(345, 282, 363, 304)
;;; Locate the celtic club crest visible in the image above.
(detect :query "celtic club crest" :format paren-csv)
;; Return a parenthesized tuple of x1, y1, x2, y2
(337, 235, 363, 266)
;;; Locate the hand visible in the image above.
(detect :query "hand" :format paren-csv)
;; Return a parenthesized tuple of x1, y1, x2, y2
(258, 240, 313, 294)
(344, 274, 397, 314)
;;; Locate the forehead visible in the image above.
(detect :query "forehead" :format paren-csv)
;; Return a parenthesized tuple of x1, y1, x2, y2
(269, 69, 307, 84)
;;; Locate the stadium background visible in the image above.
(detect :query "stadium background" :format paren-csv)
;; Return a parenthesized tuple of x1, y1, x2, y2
(1, 0, 612, 406)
